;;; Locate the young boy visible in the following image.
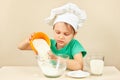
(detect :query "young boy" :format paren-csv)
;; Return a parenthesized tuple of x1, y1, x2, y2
(18, 3, 87, 70)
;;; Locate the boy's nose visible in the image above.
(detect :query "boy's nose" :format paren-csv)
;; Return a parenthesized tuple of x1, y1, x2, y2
(59, 35, 64, 39)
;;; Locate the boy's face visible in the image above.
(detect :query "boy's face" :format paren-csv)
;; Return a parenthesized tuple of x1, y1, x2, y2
(53, 22, 76, 49)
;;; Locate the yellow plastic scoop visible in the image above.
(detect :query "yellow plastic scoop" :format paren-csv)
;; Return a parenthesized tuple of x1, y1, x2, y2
(30, 32, 51, 55)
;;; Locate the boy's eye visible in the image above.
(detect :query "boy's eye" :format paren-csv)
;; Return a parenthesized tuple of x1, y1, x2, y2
(56, 31, 60, 34)
(64, 33, 70, 36)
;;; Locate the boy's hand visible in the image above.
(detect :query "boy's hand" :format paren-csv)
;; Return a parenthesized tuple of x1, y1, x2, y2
(24, 32, 36, 45)
(48, 50, 57, 60)
(28, 32, 36, 41)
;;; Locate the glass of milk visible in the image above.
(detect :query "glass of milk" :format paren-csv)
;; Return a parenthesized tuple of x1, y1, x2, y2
(89, 55, 104, 76)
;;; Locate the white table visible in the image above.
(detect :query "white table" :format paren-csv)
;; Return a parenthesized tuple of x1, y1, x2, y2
(0, 66, 120, 80)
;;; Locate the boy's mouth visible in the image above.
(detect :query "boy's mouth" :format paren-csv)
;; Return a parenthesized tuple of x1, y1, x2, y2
(57, 40, 64, 44)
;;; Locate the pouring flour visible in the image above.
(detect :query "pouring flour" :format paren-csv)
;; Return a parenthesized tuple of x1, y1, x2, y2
(32, 39, 50, 60)
(29, 32, 67, 78)
(30, 32, 51, 61)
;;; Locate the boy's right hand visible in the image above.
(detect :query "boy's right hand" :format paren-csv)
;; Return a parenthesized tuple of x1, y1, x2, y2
(18, 32, 36, 50)
(28, 32, 36, 42)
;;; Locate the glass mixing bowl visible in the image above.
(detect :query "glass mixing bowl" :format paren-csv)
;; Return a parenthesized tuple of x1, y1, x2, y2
(37, 54, 69, 78)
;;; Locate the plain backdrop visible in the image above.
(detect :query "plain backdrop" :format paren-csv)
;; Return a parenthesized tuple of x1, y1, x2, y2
(0, 0, 120, 70)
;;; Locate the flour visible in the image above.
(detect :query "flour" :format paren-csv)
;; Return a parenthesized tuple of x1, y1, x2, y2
(37, 60, 65, 77)
(32, 39, 66, 77)
(32, 39, 50, 60)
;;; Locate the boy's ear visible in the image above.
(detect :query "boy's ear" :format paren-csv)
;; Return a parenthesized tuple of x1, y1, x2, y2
(73, 32, 77, 37)
(74, 32, 77, 36)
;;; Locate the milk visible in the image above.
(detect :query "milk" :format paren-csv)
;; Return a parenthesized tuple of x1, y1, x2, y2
(32, 39, 50, 60)
(90, 59, 104, 75)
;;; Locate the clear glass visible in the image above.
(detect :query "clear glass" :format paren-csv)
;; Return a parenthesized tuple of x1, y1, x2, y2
(37, 54, 69, 78)
(89, 55, 104, 76)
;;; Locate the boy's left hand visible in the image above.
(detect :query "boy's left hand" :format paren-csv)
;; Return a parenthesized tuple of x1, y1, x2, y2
(48, 50, 57, 60)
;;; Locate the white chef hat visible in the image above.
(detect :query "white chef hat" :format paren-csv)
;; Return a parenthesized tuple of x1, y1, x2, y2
(45, 3, 87, 32)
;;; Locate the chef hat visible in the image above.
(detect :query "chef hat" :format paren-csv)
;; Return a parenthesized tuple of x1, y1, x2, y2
(45, 3, 87, 32)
